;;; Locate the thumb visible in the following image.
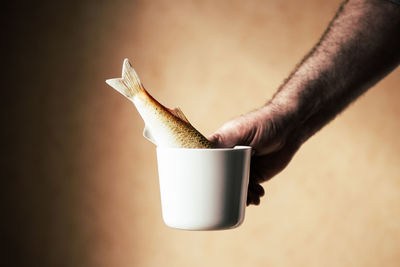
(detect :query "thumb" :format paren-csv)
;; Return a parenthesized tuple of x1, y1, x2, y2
(208, 128, 243, 148)
(209, 116, 255, 148)
(208, 132, 228, 148)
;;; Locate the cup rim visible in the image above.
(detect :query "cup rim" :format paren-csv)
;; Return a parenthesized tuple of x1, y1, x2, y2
(156, 145, 252, 151)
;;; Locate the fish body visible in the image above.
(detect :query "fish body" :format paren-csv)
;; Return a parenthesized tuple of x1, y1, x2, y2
(106, 59, 213, 148)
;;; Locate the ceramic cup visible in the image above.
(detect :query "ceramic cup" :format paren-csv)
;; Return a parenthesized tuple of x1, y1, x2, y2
(156, 146, 251, 230)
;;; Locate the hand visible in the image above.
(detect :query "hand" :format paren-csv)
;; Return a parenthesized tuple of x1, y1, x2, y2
(209, 105, 303, 205)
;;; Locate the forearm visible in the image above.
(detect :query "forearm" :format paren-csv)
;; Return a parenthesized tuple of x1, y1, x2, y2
(268, 0, 400, 143)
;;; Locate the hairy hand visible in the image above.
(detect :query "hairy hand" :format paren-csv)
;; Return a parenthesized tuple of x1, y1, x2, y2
(209, 106, 302, 205)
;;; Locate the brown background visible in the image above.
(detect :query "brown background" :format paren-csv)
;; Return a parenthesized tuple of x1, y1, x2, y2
(3, 0, 400, 266)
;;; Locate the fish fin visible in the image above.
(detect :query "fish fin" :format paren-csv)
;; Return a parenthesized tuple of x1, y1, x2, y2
(170, 107, 190, 124)
(105, 58, 144, 99)
(143, 125, 157, 145)
(105, 78, 130, 98)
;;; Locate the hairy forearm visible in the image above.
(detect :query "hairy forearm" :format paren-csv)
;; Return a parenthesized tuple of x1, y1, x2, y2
(269, 0, 400, 143)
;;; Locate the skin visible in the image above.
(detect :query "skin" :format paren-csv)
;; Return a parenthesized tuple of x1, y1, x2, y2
(209, 0, 400, 205)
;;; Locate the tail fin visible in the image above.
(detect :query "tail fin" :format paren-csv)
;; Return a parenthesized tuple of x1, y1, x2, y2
(106, 58, 144, 99)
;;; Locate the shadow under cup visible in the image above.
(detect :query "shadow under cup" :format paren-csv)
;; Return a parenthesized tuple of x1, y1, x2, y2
(156, 146, 252, 230)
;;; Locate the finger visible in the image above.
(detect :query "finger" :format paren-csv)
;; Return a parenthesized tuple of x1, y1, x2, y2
(252, 182, 265, 197)
(246, 193, 254, 205)
(252, 197, 260, 205)
(207, 133, 229, 148)
(246, 163, 265, 206)
(251, 156, 281, 183)
(247, 181, 265, 206)
(208, 131, 244, 148)
(247, 193, 260, 206)
(250, 161, 267, 183)
(251, 140, 301, 182)
(208, 116, 257, 148)
(207, 133, 219, 145)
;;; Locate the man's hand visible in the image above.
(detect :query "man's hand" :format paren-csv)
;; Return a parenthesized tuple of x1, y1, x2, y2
(209, 0, 400, 206)
(209, 105, 303, 205)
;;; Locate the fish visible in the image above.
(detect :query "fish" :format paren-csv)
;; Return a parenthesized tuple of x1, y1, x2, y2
(105, 59, 213, 148)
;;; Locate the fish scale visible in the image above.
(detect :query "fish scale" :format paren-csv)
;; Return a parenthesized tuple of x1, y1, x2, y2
(106, 59, 213, 149)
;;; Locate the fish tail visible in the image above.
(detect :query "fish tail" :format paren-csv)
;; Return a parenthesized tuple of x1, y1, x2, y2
(106, 58, 145, 99)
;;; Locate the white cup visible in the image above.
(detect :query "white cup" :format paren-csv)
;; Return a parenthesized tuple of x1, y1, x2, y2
(156, 146, 251, 230)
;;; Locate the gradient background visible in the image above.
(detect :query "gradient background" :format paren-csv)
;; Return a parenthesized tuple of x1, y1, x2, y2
(3, 0, 400, 266)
